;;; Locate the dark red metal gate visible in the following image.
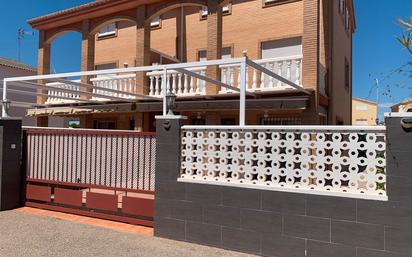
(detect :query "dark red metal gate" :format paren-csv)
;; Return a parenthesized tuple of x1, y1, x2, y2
(23, 127, 156, 227)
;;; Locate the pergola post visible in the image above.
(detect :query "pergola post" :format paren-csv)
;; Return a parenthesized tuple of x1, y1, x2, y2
(205, 0, 223, 95)
(136, 5, 151, 95)
(80, 19, 95, 100)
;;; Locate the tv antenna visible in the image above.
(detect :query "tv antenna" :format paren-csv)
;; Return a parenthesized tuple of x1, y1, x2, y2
(17, 28, 34, 62)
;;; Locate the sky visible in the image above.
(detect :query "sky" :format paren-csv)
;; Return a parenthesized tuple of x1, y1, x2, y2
(0, 0, 411, 119)
(353, 0, 412, 119)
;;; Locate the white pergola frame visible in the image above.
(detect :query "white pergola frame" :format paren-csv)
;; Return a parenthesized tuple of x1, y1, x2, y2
(2, 57, 308, 126)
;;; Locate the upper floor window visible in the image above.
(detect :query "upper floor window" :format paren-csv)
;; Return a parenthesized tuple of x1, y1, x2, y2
(261, 37, 302, 59)
(355, 104, 368, 111)
(345, 58, 350, 91)
(197, 46, 232, 61)
(345, 8, 350, 31)
(150, 16, 161, 29)
(95, 62, 117, 77)
(97, 23, 117, 38)
(263, 0, 295, 7)
(339, 0, 345, 13)
(200, 3, 232, 19)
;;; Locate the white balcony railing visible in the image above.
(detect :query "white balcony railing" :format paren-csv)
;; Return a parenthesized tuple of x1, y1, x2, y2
(179, 126, 387, 201)
(147, 67, 207, 97)
(147, 55, 302, 97)
(90, 74, 136, 101)
(220, 55, 302, 94)
(45, 80, 81, 104)
(44, 74, 136, 104)
(42, 56, 303, 105)
(6, 57, 311, 123)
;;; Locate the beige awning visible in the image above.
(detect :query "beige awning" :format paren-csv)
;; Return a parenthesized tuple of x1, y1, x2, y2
(26, 103, 135, 117)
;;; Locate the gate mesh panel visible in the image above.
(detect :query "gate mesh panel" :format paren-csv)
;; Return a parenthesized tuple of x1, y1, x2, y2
(26, 129, 156, 192)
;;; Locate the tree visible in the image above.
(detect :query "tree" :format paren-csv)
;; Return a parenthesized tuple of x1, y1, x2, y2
(398, 18, 412, 55)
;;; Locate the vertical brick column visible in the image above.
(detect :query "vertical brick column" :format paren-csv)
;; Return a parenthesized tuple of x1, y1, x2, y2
(36, 116, 48, 127)
(134, 113, 144, 132)
(79, 114, 93, 129)
(80, 20, 95, 100)
(302, 0, 320, 124)
(37, 30, 50, 127)
(37, 30, 50, 105)
(205, 0, 222, 95)
(205, 112, 220, 125)
(136, 5, 151, 95)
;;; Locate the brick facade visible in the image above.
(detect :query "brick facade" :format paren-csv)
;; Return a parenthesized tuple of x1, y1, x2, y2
(29, 0, 355, 127)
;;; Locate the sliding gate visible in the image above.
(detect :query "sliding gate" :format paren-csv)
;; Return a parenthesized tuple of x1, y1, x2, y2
(23, 127, 156, 227)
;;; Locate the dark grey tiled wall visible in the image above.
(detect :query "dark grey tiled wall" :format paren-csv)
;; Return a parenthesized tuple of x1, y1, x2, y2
(0, 119, 22, 211)
(154, 116, 412, 257)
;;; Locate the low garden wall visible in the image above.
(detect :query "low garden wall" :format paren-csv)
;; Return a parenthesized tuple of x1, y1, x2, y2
(154, 114, 412, 257)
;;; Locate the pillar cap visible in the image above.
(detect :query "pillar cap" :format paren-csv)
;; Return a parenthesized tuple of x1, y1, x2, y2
(385, 112, 412, 117)
(155, 115, 187, 120)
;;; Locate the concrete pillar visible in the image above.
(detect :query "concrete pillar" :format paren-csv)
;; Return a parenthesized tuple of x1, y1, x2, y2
(153, 115, 187, 238)
(386, 114, 412, 201)
(80, 20, 95, 100)
(205, 0, 223, 95)
(0, 118, 22, 211)
(37, 30, 50, 105)
(136, 5, 151, 95)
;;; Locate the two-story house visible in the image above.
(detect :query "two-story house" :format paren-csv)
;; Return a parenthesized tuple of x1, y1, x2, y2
(27, 0, 355, 130)
(352, 97, 377, 125)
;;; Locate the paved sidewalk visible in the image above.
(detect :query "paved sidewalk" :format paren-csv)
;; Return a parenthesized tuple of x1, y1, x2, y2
(0, 209, 255, 257)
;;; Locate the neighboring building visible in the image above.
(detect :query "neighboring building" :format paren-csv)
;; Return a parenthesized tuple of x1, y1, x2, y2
(0, 57, 37, 126)
(391, 99, 412, 113)
(27, 0, 355, 130)
(352, 97, 377, 126)
(0, 58, 69, 127)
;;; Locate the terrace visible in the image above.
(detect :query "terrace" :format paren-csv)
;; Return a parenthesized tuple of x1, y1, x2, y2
(44, 55, 304, 105)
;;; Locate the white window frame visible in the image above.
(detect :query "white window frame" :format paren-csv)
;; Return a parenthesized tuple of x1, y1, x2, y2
(355, 105, 368, 111)
(345, 8, 350, 30)
(201, 3, 231, 19)
(339, 0, 345, 13)
(150, 16, 161, 28)
(263, 0, 290, 6)
(97, 23, 117, 38)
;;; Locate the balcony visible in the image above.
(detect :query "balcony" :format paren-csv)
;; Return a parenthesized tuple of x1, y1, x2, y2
(43, 55, 303, 105)
(147, 55, 302, 97)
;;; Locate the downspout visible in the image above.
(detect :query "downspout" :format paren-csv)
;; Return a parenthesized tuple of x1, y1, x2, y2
(327, 0, 334, 125)
(316, 0, 321, 122)
(180, 7, 184, 62)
